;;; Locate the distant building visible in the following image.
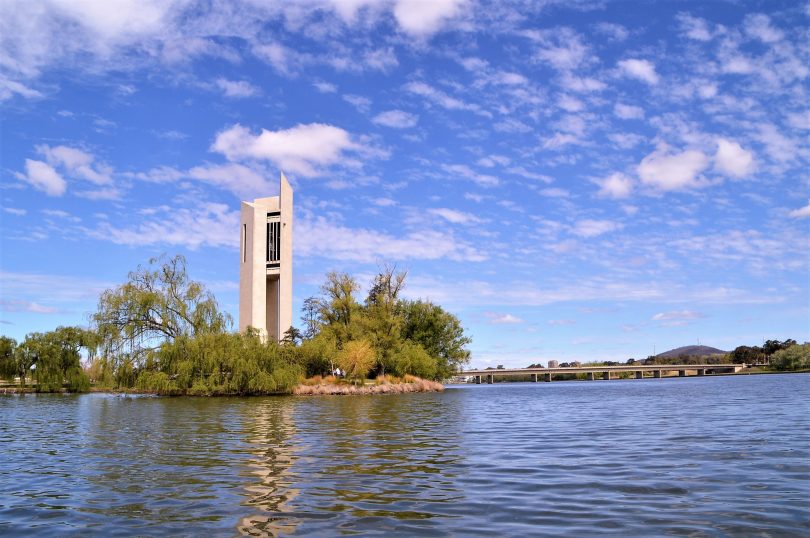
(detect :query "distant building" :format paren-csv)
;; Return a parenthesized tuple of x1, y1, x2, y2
(548, 360, 559, 368)
(239, 173, 293, 342)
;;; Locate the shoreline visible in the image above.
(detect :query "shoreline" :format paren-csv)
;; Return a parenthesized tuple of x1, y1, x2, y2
(293, 378, 444, 396)
(2, 370, 806, 396)
(0, 379, 445, 397)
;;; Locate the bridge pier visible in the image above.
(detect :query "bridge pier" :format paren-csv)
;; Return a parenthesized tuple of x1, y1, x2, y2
(698, 369, 705, 376)
(545, 373, 552, 382)
(475, 375, 481, 384)
(531, 373, 538, 383)
(653, 370, 662, 379)
(635, 371, 643, 379)
(602, 372, 611, 380)
(679, 370, 686, 377)
(487, 374, 494, 384)
(587, 372, 594, 381)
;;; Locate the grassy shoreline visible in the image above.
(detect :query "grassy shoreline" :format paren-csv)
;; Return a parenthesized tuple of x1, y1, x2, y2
(0, 375, 444, 396)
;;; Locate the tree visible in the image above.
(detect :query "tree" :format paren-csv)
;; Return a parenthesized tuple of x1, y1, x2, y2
(400, 300, 471, 379)
(316, 272, 362, 347)
(337, 340, 376, 384)
(300, 297, 321, 339)
(363, 265, 407, 376)
(282, 326, 303, 346)
(771, 343, 810, 371)
(763, 339, 797, 356)
(92, 254, 231, 369)
(729, 345, 764, 364)
(0, 336, 16, 380)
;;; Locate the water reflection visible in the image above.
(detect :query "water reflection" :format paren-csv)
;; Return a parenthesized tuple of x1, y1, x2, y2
(2, 376, 809, 536)
(238, 398, 300, 537)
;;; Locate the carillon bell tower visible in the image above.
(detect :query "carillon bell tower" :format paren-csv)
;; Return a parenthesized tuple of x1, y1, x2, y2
(239, 172, 293, 341)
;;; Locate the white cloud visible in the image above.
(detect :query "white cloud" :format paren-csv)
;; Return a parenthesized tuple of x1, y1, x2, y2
(372, 197, 397, 207)
(538, 187, 569, 198)
(493, 118, 532, 133)
(528, 27, 591, 71)
(558, 94, 584, 112)
(652, 310, 704, 321)
(614, 103, 644, 119)
(405, 81, 489, 116)
(788, 200, 810, 219)
(252, 42, 301, 76)
(297, 215, 485, 262)
(363, 47, 398, 71)
(756, 124, 798, 162)
(214, 78, 259, 98)
(495, 71, 528, 85)
(561, 74, 606, 92)
(0, 75, 43, 101)
(343, 93, 372, 112)
(0, 299, 58, 314)
(677, 13, 713, 41)
(786, 110, 810, 130)
(392, 0, 466, 37)
(543, 133, 580, 149)
(88, 203, 238, 250)
(187, 163, 275, 199)
(428, 208, 481, 224)
(3, 207, 26, 216)
(210, 123, 368, 177)
(573, 219, 623, 238)
(16, 159, 67, 196)
(313, 81, 337, 93)
(617, 59, 659, 85)
(442, 163, 499, 187)
(744, 13, 783, 43)
(714, 138, 755, 178)
(651, 310, 705, 326)
(477, 155, 510, 168)
(506, 166, 548, 182)
(487, 313, 524, 325)
(36, 144, 112, 185)
(594, 22, 628, 41)
(595, 172, 633, 199)
(637, 146, 709, 191)
(372, 109, 418, 128)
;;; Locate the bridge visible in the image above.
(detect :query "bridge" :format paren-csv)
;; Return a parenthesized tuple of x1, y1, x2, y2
(462, 364, 745, 383)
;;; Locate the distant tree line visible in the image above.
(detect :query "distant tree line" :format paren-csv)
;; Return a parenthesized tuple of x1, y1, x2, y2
(522, 339, 809, 372)
(0, 255, 471, 395)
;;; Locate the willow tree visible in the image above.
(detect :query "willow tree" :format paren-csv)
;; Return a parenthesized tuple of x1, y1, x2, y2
(92, 255, 231, 376)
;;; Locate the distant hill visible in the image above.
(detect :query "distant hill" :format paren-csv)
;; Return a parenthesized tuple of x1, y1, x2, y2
(656, 345, 728, 359)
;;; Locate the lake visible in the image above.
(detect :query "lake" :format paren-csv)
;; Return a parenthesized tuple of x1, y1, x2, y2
(1, 374, 809, 536)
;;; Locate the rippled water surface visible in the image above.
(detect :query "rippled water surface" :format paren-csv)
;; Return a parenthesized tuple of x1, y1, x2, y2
(2, 374, 809, 536)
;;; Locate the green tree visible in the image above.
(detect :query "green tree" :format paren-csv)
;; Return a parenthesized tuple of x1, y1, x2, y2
(92, 254, 231, 370)
(771, 343, 810, 371)
(729, 345, 764, 364)
(400, 300, 471, 379)
(763, 339, 797, 356)
(316, 272, 362, 347)
(337, 339, 376, 384)
(0, 336, 16, 380)
(282, 326, 303, 346)
(388, 340, 437, 379)
(363, 266, 407, 376)
(300, 297, 321, 339)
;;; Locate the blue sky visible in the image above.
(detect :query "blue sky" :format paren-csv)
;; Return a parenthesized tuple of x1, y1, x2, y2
(1, 0, 808, 368)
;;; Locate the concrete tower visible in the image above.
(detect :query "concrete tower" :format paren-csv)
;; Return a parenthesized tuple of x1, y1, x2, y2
(239, 173, 293, 341)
